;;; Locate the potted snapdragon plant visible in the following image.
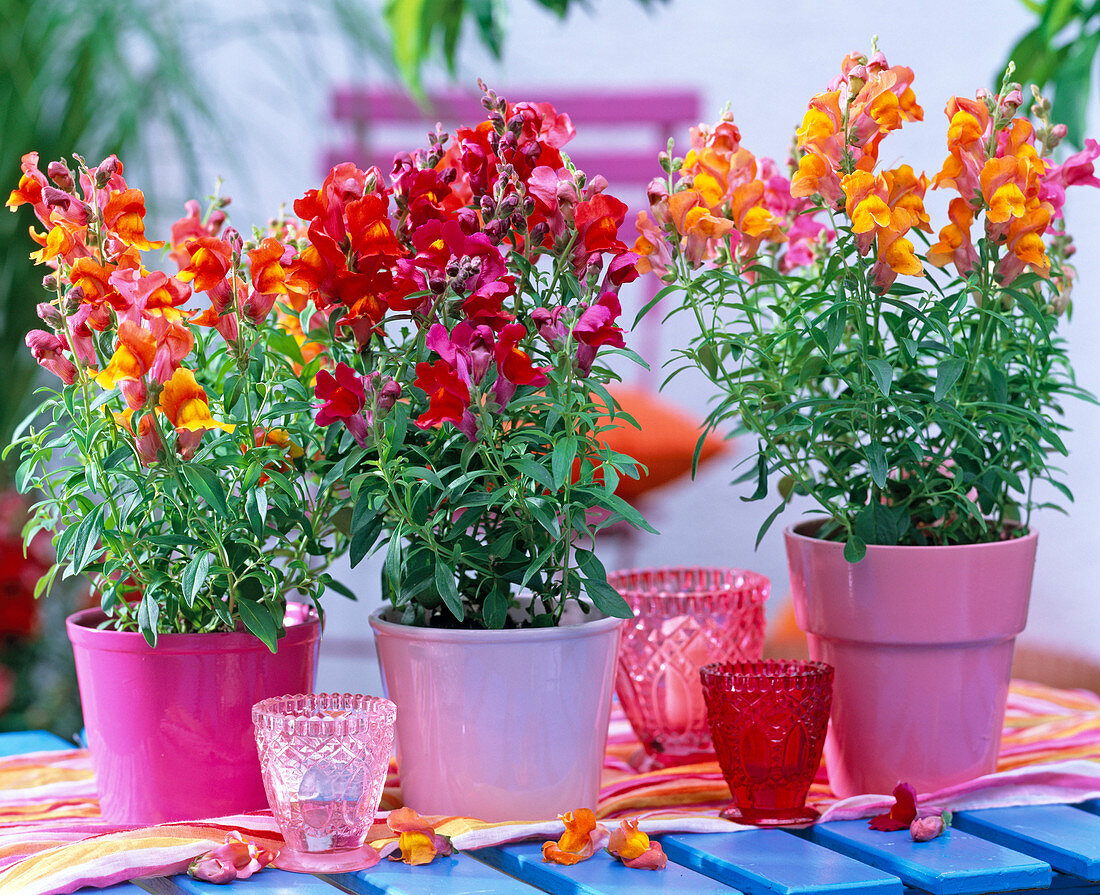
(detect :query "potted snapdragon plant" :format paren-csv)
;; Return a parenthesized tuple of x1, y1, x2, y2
(7, 153, 351, 823)
(287, 86, 651, 820)
(634, 52, 1098, 796)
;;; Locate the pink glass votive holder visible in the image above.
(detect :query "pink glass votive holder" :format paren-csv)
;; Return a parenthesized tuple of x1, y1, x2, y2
(252, 693, 396, 872)
(609, 567, 768, 769)
(700, 660, 833, 826)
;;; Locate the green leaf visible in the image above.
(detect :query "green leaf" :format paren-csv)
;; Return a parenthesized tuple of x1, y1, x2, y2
(237, 597, 279, 653)
(350, 515, 384, 567)
(383, 530, 404, 592)
(575, 548, 632, 618)
(138, 591, 160, 647)
(180, 464, 229, 517)
(433, 560, 465, 622)
(935, 356, 966, 402)
(551, 437, 578, 491)
(181, 551, 213, 608)
(71, 504, 106, 575)
(482, 584, 508, 629)
(866, 358, 894, 397)
(826, 307, 845, 354)
(843, 536, 867, 563)
(867, 443, 888, 490)
(245, 489, 268, 538)
(742, 450, 768, 502)
(510, 456, 555, 492)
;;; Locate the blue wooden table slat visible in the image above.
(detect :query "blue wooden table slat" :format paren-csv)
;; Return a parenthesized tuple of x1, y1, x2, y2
(323, 851, 539, 894)
(807, 820, 1053, 895)
(661, 829, 905, 895)
(1076, 800, 1100, 818)
(0, 729, 72, 757)
(138, 872, 342, 894)
(475, 840, 738, 895)
(952, 806, 1100, 881)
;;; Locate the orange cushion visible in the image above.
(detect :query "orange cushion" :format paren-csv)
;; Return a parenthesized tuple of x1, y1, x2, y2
(597, 386, 731, 503)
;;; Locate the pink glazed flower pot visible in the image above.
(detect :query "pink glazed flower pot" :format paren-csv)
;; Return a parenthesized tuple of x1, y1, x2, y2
(784, 522, 1037, 798)
(370, 607, 623, 822)
(67, 603, 321, 825)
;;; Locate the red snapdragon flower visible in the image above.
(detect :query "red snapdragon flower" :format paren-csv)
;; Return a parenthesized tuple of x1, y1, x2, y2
(315, 363, 370, 447)
(414, 359, 476, 440)
(573, 291, 625, 376)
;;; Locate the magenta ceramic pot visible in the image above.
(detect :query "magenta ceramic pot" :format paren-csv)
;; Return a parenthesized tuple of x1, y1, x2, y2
(67, 602, 321, 824)
(784, 522, 1037, 797)
(370, 608, 623, 821)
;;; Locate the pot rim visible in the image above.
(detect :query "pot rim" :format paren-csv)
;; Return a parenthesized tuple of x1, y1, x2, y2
(66, 602, 321, 654)
(606, 566, 769, 601)
(368, 605, 624, 644)
(784, 518, 1038, 552)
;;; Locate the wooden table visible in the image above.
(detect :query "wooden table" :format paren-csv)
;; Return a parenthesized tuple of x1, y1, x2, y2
(6, 732, 1100, 895)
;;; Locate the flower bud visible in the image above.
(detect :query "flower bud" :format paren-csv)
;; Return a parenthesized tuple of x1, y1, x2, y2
(441, 167, 458, 184)
(36, 302, 63, 327)
(499, 194, 520, 216)
(483, 218, 506, 244)
(910, 814, 946, 842)
(377, 379, 402, 411)
(521, 196, 535, 216)
(429, 275, 448, 295)
(510, 211, 527, 232)
(65, 287, 84, 313)
(479, 195, 496, 217)
(41, 274, 58, 292)
(445, 260, 461, 278)
(47, 161, 76, 192)
(1048, 123, 1068, 151)
(94, 155, 122, 189)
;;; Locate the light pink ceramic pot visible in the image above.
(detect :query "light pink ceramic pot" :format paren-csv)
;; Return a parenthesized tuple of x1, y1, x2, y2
(370, 608, 623, 821)
(784, 523, 1037, 798)
(67, 603, 321, 824)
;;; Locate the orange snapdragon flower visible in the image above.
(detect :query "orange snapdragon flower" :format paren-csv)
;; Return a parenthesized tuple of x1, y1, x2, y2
(841, 166, 928, 288)
(541, 809, 608, 865)
(793, 53, 922, 206)
(96, 320, 157, 391)
(927, 197, 979, 274)
(249, 237, 290, 295)
(103, 188, 164, 251)
(28, 218, 89, 265)
(383, 807, 454, 866)
(607, 819, 667, 870)
(158, 367, 234, 434)
(177, 237, 233, 293)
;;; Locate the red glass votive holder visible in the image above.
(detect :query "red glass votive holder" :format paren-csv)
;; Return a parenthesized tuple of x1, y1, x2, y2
(253, 693, 396, 872)
(610, 567, 768, 769)
(700, 660, 833, 826)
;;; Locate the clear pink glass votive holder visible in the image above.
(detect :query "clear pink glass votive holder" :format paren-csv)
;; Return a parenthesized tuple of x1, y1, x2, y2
(609, 567, 768, 769)
(252, 693, 396, 872)
(700, 660, 833, 827)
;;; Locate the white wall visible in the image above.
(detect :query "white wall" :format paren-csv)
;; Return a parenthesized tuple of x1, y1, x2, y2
(170, 0, 1100, 693)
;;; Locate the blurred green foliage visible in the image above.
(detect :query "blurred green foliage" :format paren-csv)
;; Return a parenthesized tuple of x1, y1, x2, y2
(1006, 0, 1100, 148)
(384, 0, 669, 97)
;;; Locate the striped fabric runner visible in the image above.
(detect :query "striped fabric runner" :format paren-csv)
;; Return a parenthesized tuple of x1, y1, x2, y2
(3, 680, 1100, 894)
